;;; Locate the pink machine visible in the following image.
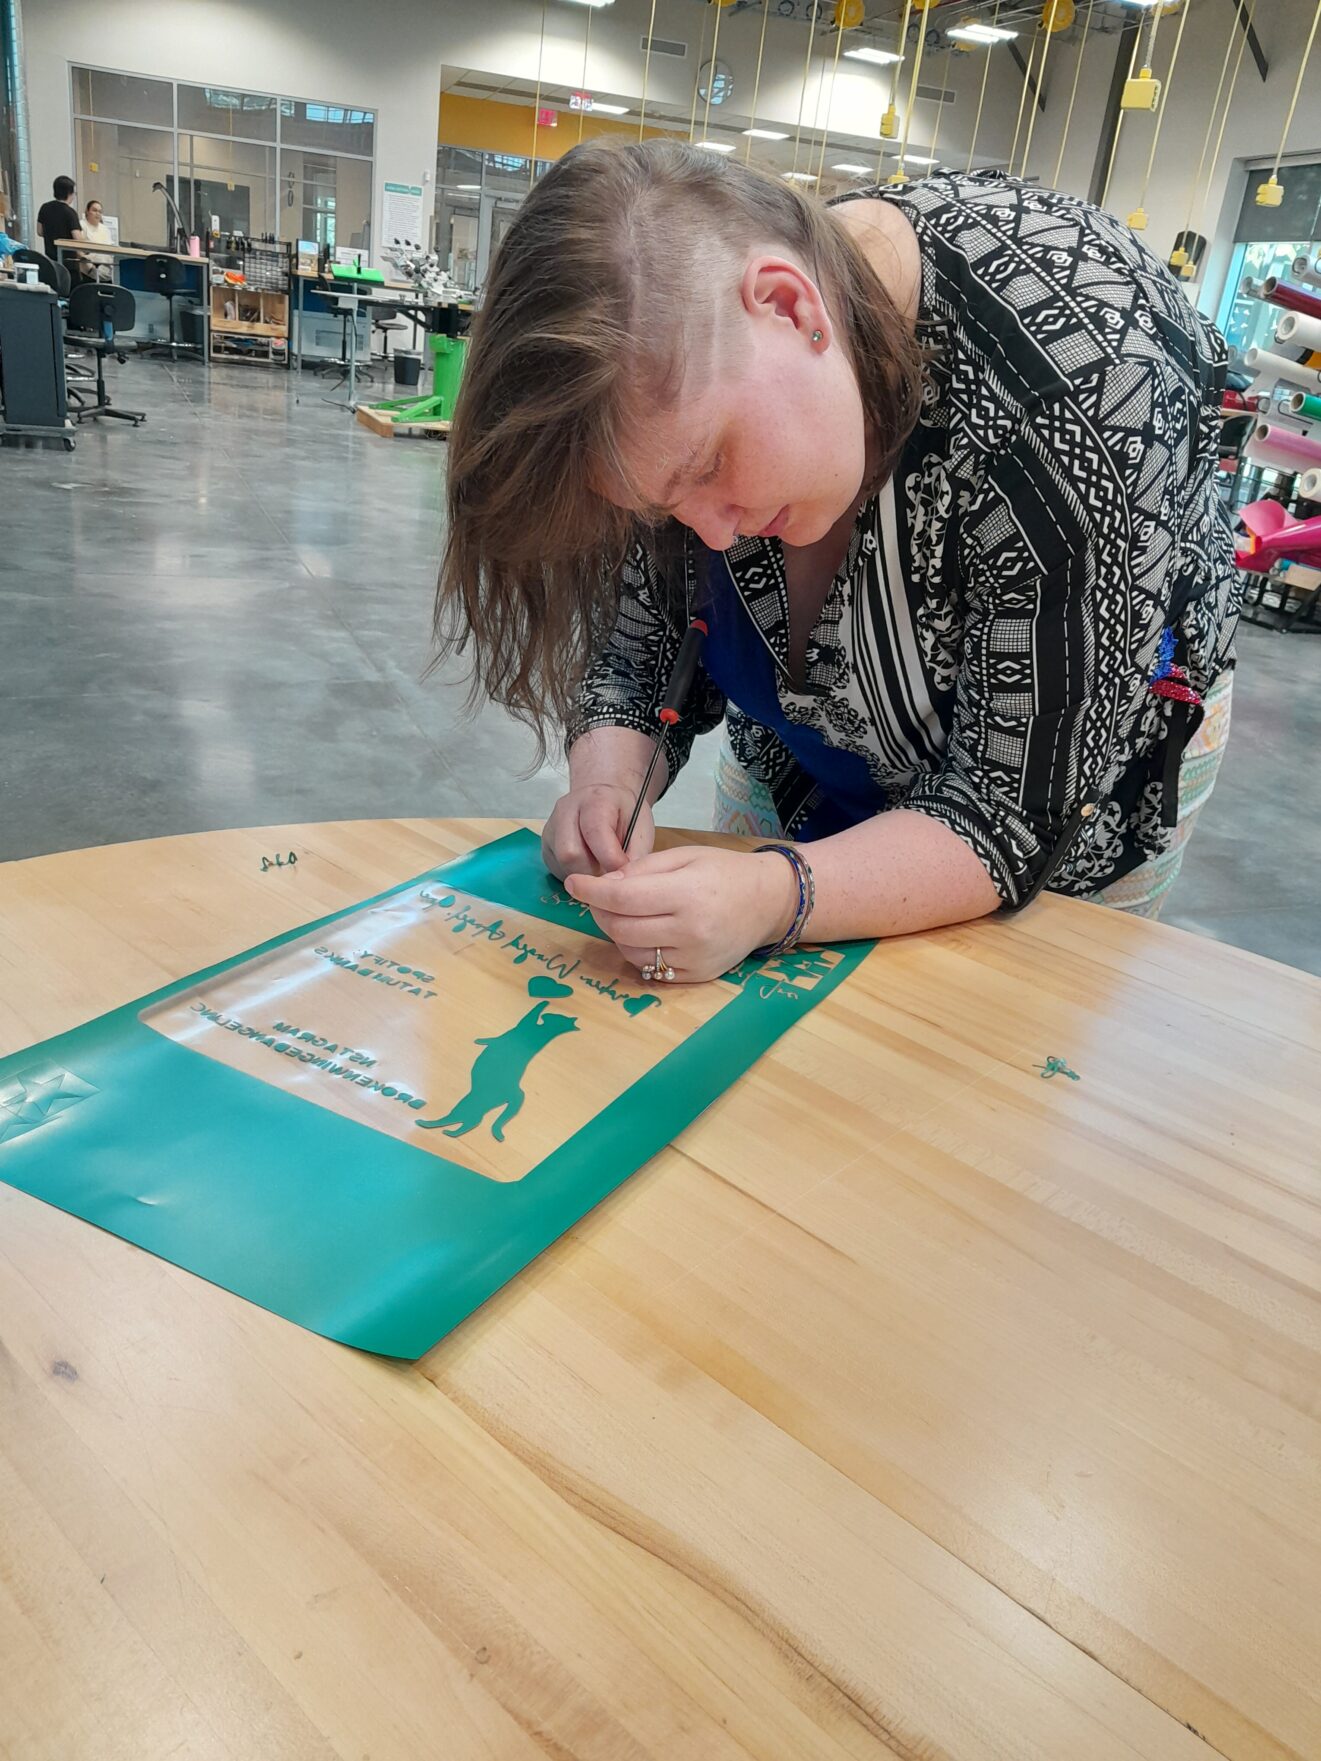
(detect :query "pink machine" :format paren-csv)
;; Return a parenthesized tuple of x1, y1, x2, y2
(1235, 498, 1321, 571)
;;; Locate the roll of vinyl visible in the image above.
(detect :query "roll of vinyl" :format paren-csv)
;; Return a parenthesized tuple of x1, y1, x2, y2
(1275, 310, 1321, 354)
(1291, 257, 1321, 291)
(1300, 468, 1321, 499)
(1245, 422, 1321, 474)
(1243, 347, 1321, 396)
(1287, 390, 1321, 422)
(1262, 278, 1321, 319)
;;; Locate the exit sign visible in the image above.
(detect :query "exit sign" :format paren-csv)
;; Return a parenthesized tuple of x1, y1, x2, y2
(537, 106, 558, 127)
(569, 92, 594, 112)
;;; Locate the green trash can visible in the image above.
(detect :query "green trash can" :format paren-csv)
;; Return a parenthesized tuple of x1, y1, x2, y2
(428, 334, 469, 421)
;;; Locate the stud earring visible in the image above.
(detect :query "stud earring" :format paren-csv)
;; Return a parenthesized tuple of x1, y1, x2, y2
(811, 329, 824, 344)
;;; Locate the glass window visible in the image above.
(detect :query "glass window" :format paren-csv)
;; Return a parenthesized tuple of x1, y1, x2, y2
(177, 84, 279, 141)
(1236, 162, 1321, 246)
(438, 146, 484, 181)
(483, 157, 537, 199)
(282, 100, 375, 156)
(436, 144, 551, 196)
(437, 145, 486, 197)
(75, 119, 175, 245)
(433, 146, 550, 286)
(175, 134, 276, 238)
(277, 151, 372, 252)
(72, 68, 173, 127)
(69, 68, 375, 256)
(1218, 235, 1321, 360)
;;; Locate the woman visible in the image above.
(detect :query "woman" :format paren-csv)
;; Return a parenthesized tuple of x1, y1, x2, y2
(437, 141, 1239, 983)
(80, 199, 114, 282)
(0, 191, 22, 266)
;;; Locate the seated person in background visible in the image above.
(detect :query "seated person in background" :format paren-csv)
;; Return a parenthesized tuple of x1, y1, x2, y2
(81, 199, 114, 281)
(0, 191, 22, 265)
(36, 174, 83, 272)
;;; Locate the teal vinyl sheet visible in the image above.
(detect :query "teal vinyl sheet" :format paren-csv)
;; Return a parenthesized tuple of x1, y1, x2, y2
(0, 831, 873, 1358)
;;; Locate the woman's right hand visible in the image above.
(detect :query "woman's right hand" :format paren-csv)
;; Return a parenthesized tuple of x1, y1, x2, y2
(542, 784, 655, 880)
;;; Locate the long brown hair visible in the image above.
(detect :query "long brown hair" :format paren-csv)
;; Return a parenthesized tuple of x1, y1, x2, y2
(434, 138, 922, 758)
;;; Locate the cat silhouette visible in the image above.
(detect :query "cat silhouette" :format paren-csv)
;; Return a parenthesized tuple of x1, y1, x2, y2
(416, 1000, 579, 1142)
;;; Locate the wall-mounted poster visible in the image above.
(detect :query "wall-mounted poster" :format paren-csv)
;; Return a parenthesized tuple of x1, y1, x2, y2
(380, 180, 424, 255)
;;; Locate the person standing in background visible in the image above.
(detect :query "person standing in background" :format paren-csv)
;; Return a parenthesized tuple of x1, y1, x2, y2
(36, 175, 82, 270)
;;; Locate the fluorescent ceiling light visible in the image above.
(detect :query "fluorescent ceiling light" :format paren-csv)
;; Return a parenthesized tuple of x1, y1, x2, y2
(947, 23, 1018, 42)
(589, 102, 629, 115)
(900, 153, 935, 165)
(743, 127, 789, 139)
(452, 183, 481, 191)
(559, 0, 615, 8)
(784, 171, 818, 182)
(844, 47, 902, 65)
(695, 140, 736, 153)
(831, 162, 873, 175)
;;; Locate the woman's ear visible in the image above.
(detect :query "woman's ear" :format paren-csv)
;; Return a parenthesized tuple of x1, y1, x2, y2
(740, 256, 830, 348)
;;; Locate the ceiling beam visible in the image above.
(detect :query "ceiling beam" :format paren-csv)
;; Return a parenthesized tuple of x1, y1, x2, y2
(1228, 0, 1269, 83)
(1087, 11, 1138, 206)
(1008, 39, 1047, 115)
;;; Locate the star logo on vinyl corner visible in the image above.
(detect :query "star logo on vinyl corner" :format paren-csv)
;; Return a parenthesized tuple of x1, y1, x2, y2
(0, 1067, 98, 1144)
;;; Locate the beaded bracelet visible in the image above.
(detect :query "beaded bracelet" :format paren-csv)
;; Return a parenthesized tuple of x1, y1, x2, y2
(753, 843, 816, 958)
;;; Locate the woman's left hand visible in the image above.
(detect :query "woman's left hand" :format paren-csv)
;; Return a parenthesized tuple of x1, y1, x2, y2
(564, 845, 799, 983)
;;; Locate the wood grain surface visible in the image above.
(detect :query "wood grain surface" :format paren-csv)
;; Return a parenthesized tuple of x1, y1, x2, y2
(0, 818, 1317, 1761)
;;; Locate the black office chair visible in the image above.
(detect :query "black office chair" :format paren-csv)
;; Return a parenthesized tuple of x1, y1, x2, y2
(142, 254, 197, 357)
(15, 248, 71, 299)
(64, 283, 145, 426)
(369, 301, 407, 376)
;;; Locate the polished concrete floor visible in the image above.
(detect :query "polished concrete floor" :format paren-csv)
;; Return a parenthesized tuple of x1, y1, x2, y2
(5, 356, 1320, 975)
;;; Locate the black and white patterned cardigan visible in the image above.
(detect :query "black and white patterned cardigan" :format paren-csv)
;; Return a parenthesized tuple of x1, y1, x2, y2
(570, 172, 1240, 904)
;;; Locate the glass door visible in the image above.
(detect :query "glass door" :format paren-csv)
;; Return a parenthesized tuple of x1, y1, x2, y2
(474, 193, 522, 293)
(444, 202, 480, 292)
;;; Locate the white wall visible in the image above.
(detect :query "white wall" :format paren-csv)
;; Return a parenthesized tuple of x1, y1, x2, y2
(1050, 1, 1321, 315)
(435, 0, 1029, 170)
(25, 0, 443, 244)
(1009, 18, 1116, 200)
(26, 0, 1030, 234)
(25, 0, 1321, 311)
